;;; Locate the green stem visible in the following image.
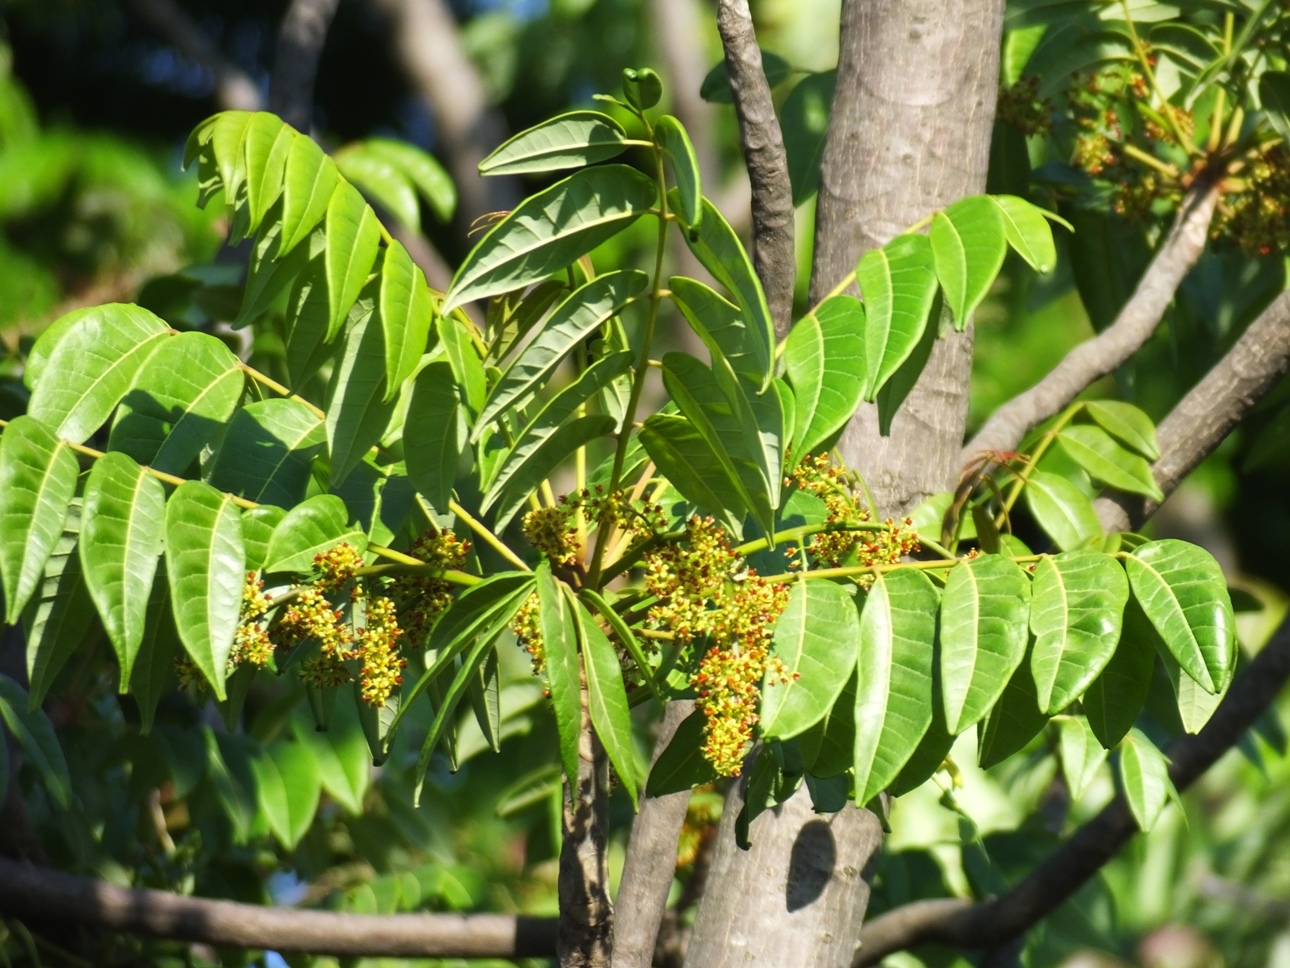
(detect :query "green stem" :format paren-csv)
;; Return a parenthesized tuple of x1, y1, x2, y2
(1120, 0, 1196, 155)
(733, 520, 886, 558)
(238, 363, 326, 419)
(448, 498, 530, 571)
(999, 405, 1081, 519)
(354, 562, 480, 586)
(760, 554, 1043, 584)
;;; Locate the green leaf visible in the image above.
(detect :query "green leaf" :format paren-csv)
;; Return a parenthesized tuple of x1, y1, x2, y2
(265, 739, 321, 848)
(672, 193, 775, 388)
(337, 144, 422, 231)
(479, 110, 630, 175)
(537, 561, 581, 787)
(939, 555, 1032, 734)
(978, 652, 1048, 769)
(379, 240, 435, 399)
(236, 215, 311, 329)
(1024, 469, 1102, 551)
(444, 165, 657, 312)
(439, 310, 487, 415)
(857, 234, 938, 400)
(362, 138, 456, 223)
(80, 453, 165, 680)
(668, 276, 761, 382)
(465, 650, 501, 756)
(263, 494, 367, 574)
(1126, 539, 1234, 694)
(854, 570, 939, 803)
(581, 588, 663, 705)
(206, 399, 325, 508)
(646, 708, 718, 796)
(622, 67, 663, 110)
(784, 295, 866, 461)
(164, 481, 245, 700)
(761, 580, 861, 740)
(1082, 400, 1160, 461)
(875, 294, 940, 437)
(27, 303, 170, 443)
(661, 352, 780, 538)
(1119, 727, 1171, 831)
(888, 697, 954, 798)
(130, 576, 178, 733)
(930, 196, 1007, 328)
(1258, 70, 1290, 142)
(992, 194, 1057, 272)
(326, 285, 398, 486)
(489, 415, 617, 530)
(780, 71, 835, 206)
(249, 745, 293, 847)
(1056, 424, 1163, 501)
(24, 502, 99, 707)
(241, 112, 293, 234)
(404, 361, 466, 515)
(108, 332, 244, 474)
(475, 270, 647, 439)
(1159, 644, 1224, 735)
(1057, 714, 1106, 799)
(1029, 551, 1129, 714)
(1084, 596, 1157, 749)
(700, 50, 793, 102)
(573, 593, 638, 807)
(24, 306, 88, 392)
(654, 115, 701, 226)
(291, 701, 369, 815)
(278, 134, 339, 257)
(0, 674, 73, 809)
(639, 414, 747, 528)
(0, 416, 79, 623)
(324, 181, 383, 341)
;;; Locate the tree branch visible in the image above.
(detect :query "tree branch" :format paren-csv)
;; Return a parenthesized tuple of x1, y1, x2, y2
(714, 0, 795, 338)
(122, 0, 263, 112)
(1096, 288, 1290, 532)
(269, 0, 342, 131)
(0, 857, 556, 958)
(611, 700, 695, 968)
(965, 177, 1221, 461)
(855, 611, 1290, 965)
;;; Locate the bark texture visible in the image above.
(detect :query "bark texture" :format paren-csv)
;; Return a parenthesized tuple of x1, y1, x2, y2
(683, 4, 1004, 966)
(269, 0, 342, 132)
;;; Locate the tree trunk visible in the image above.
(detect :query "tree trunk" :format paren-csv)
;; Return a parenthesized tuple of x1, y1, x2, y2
(683, 3, 1003, 966)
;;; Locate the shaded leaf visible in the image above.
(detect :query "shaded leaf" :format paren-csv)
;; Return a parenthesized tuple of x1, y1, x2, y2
(639, 414, 747, 528)
(654, 115, 701, 226)
(978, 650, 1048, 769)
(0, 674, 72, 809)
(780, 71, 835, 205)
(646, 708, 718, 796)
(1119, 727, 1171, 831)
(404, 361, 466, 514)
(1084, 596, 1157, 749)
(326, 285, 398, 486)
(537, 561, 581, 787)
(206, 399, 325, 508)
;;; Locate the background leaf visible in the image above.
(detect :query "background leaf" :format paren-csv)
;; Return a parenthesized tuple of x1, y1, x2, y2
(1119, 728, 1171, 831)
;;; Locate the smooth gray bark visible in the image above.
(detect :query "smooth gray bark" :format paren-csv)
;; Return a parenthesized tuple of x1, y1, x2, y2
(683, 4, 1004, 966)
(269, 0, 342, 132)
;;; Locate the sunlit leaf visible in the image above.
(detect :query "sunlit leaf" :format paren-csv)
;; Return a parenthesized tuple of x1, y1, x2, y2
(1057, 424, 1163, 500)
(930, 195, 1007, 328)
(378, 240, 435, 399)
(262, 494, 367, 574)
(573, 592, 638, 807)
(857, 233, 938, 400)
(784, 295, 865, 461)
(537, 561, 580, 787)
(992, 194, 1057, 272)
(324, 181, 383, 341)
(479, 110, 630, 175)
(1082, 400, 1160, 461)
(1024, 469, 1102, 551)
(654, 115, 701, 226)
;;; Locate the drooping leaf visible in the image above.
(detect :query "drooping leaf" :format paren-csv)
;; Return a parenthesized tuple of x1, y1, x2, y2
(1056, 714, 1107, 799)
(291, 701, 370, 815)
(654, 115, 701, 226)
(572, 593, 638, 807)
(80, 452, 165, 680)
(479, 110, 630, 175)
(887, 697, 955, 798)
(1056, 424, 1163, 501)
(1082, 400, 1160, 461)
(646, 708, 718, 796)
(164, 481, 245, 700)
(780, 71, 836, 206)
(1119, 728, 1172, 831)
(672, 193, 775, 388)
(1126, 539, 1234, 694)
(474, 270, 647, 438)
(206, 399, 326, 508)
(537, 562, 581, 787)
(784, 295, 866, 461)
(263, 495, 367, 574)
(336, 144, 422, 231)
(489, 415, 617, 530)
(1024, 469, 1102, 551)
(854, 570, 939, 803)
(265, 739, 321, 848)
(639, 414, 747, 528)
(1084, 596, 1157, 749)
(1029, 551, 1129, 714)
(108, 331, 244, 474)
(978, 651, 1048, 769)
(1159, 645, 1225, 735)
(939, 555, 1032, 734)
(992, 194, 1057, 272)
(324, 181, 383, 340)
(875, 294, 940, 437)
(0, 674, 73, 809)
(930, 195, 1007, 328)
(236, 214, 312, 328)
(761, 580, 860, 740)
(24, 502, 99, 707)
(444, 165, 657, 311)
(362, 138, 456, 223)
(241, 112, 293, 234)
(128, 575, 178, 733)
(438, 310, 487, 415)
(699, 50, 793, 102)
(1258, 70, 1290, 142)
(668, 276, 759, 381)
(326, 285, 398, 486)
(404, 361, 466, 515)
(28, 304, 170, 443)
(278, 134, 339, 257)
(856, 233, 939, 400)
(377, 240, 435, 400)
(0, 416, 79, 623)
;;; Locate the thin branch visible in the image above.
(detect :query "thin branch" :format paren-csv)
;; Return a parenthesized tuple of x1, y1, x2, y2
(714, 0, 795, 338)
(1096, 288, 1290, 532)
(269, 0, 342, 131)
(611, 700, 695, 968)
(964, 177, 1221, 460)
(854, 611, 1290, 965)
(123, 0, 263, 112)
(0, 857, 557, 958)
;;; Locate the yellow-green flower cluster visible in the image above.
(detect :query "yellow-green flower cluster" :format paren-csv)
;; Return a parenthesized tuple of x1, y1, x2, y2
(355, 595, 406, 706)
(390, 528, 469, 644)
